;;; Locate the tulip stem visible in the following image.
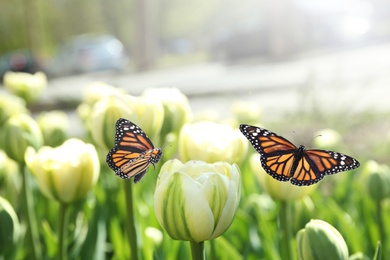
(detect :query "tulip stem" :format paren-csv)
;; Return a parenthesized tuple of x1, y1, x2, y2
(124, 181, 139, 260)
(376, 200, 386, 256)
(190, 241, 205, 260)
(279, 201, 293, 260)
(58, 203, 68, 260)
(22, 165, 42, 260)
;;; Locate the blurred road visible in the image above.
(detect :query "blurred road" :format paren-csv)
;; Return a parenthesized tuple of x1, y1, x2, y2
(42, 42, 390, 119)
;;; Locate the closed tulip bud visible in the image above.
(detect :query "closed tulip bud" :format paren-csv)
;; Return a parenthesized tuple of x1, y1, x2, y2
(3, 71, 47, 104)
(24, 138, 100, 203)
(154, 159, 241, 242)
(231, 101, 261, 125)
(193, 110, 219, 122)
(313, 129, 342, 150)
(0, 93, 28, 127)
(365, 162, 390, 202)
(88, 94, 164, 150)
(0, 150, 19, 192)
(179, 121, 248, 164)
(76, 103, 91, 125)
(37, 111, 69, 147)
(82, 82, 126, 105)
(0, 196, 20, 256)
(1, 114, 43, 164)
(297, 219, 349, 260)
(361, 160, 380, 176)
(249, 153, 316, 201)
(142, 88, 192, 137)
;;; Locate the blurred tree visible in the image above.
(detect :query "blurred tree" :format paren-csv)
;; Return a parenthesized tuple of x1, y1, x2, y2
(0, 0, 29, 51)
(55, 0, 106, 38)
(134, 0, 158, 71)
(22, 0, 43, 68)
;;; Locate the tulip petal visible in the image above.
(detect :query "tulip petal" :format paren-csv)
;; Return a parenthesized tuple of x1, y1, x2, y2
(25, 147, 56, 200)
(201, 173, 228, 229)
(155, 172, 214, 242)
(210, 165, 241, 239)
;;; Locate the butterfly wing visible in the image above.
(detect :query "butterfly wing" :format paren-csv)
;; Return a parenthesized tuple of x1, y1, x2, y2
(114, 118, 155, 152)
(240, 124, 297, 182)
(290, 149, 360, 186)
(240, 124, 360, 186)
(117, 148, 162, 182)
(106, 118, 161, 182)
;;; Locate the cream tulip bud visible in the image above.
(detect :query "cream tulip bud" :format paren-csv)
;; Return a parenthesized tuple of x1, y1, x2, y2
(0, 93, 28, 126)
(154, 159, 241, 242)
(142, 88, 192, 136)
(231, 101, 261, 125)
(3, 71, 47, 104)
(1, 114, 43, 164)
(88, 94, 164, 150)
(82, 82, 126, 105)
(179, 121, 247, 164)
(37, 110, 70, 147)
(25, 138, 100, 203)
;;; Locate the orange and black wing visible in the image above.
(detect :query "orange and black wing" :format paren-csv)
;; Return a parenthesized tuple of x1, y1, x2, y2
(290, 149, 360, 186)
(240, 124, 360, 186)
(106, 118, 162, 182)
(239, 124, 297, 182)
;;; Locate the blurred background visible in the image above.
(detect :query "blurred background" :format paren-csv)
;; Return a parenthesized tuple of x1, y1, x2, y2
(1, 0, 390, 128)
(1, 0, 388, 73)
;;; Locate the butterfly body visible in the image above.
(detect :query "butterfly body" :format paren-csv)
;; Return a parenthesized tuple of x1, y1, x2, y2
(240, 124, 360, 186)
(106, 118, 162, 183)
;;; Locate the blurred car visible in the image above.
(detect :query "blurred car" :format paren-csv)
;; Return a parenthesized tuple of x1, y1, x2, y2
(46, 34, 128, 77)
(0, 49, 42, 81)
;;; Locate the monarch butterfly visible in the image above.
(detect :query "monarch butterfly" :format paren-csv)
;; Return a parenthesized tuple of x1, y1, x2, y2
(106, 118, 162, 183)
(239, 124, 360, 186)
